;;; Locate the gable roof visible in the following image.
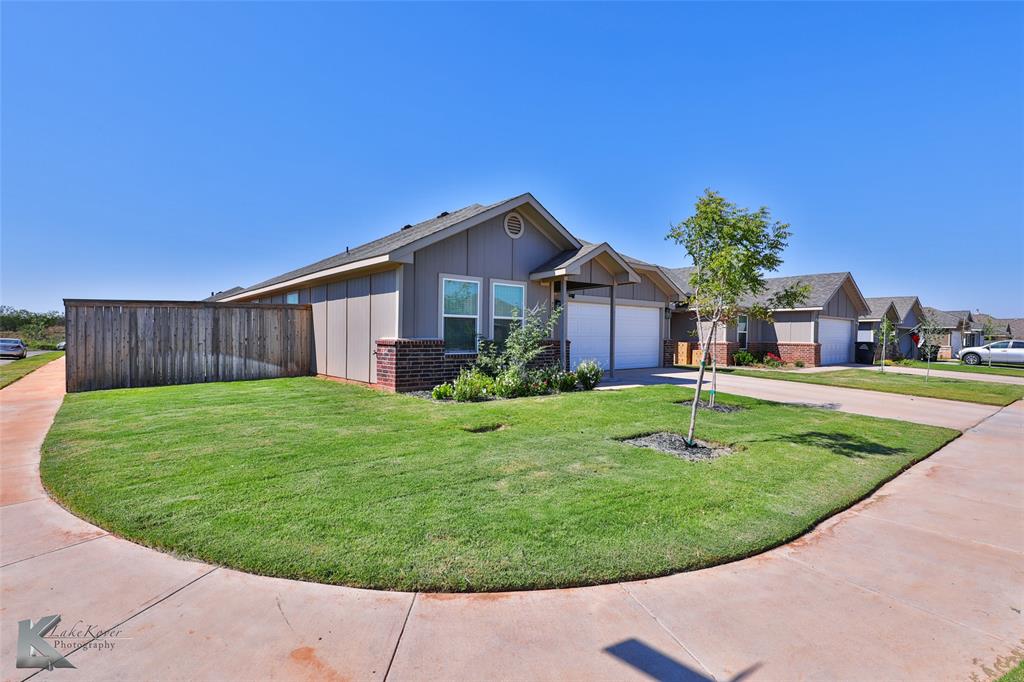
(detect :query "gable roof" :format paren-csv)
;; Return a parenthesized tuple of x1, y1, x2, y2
(860, 297, 900, 322)
(220, 193, 580, 301)
(204, 286, 244, 302)
(530, 242, 641, 284)
(666, 269, 867, 313)
(922, 307, 970, 329)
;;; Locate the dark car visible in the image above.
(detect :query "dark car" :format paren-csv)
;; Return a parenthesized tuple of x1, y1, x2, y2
(0, 338, 28, 359)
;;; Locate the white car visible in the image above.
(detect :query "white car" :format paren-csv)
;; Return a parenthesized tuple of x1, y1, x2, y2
(957, 340, 1024, 365)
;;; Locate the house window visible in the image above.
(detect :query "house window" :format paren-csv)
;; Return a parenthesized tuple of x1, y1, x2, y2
(442, 278, 480, 352)
(286, 291, 299, 304)
(492, 282, 526, 345)
(737, 315, 748, 349)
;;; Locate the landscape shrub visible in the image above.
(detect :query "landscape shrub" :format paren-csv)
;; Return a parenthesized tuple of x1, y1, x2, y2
(733, 349, 756, 366)
(575, 360, 603, 390)
(494, 367, 530, 399)
(763, 352, 784, 368)
(794, 360, 805, 368)
(555, 370, 578, 392)
(453, 368, 495, 402)
(431, 382, 455, 400)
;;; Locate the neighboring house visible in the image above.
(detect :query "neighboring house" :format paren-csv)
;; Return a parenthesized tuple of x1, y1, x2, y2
(212, 193, 684, 391)
(921, 307, 975, 359)
(858, 298, 901, 360)
(970, 313, 1017, 343)
(872, 296, 927, 359)
(664, 270, 870, 366)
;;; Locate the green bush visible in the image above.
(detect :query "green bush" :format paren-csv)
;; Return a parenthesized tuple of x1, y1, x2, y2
(794, 360, 805, 368)
(733, 349, 756, 366)
(494, 367, 529, 399)
(431, 382, 455, 400)
(453, 368, 495, 402)
(555, 370, 578, 392)
(575, 360, 603, 390)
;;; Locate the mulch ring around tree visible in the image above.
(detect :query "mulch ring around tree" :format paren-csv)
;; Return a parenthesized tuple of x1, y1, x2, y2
(674, 399, 746, 413)
(622, 432, 732, 462)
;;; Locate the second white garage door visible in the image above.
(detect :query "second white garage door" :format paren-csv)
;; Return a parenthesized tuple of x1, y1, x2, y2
(567, 301, 661, 369)
(819, 317, 854, 365)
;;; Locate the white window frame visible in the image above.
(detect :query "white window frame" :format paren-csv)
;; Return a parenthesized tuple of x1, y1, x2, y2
(737, 314, 749, 349)
(439, 274, 482, 354)
(490, 280, 527, 342)
(286, 291, 299, 304)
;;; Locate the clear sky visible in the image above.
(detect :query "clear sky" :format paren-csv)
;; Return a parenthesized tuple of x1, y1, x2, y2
(3, 2, 1022, 316)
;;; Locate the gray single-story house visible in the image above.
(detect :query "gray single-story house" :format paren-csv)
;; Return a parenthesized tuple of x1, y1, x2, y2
(858, 298, 901, 360)
(874, 295, 926, 359)
(211, 193, 684, 391)
(662, 270, 870, 366)
(923, 308, 975, 359)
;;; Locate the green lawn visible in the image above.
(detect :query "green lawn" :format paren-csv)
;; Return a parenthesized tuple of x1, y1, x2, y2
(727, 368, 1024, 406)
(0, 351, 64, 389)
(42, 377, 956, 592)
(886, 359, 1024, 379)
(999, 660, 1024, 682)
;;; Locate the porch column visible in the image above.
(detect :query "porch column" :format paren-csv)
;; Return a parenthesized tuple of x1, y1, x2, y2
(608, 281, 616, 378)
(560, 276, 569, 370)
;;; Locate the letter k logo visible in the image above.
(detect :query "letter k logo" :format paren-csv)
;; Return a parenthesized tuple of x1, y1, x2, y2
(17, 615, 75, 669)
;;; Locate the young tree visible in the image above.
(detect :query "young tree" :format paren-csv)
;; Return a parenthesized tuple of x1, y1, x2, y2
(875, 317, 897, 372)
(979, 317, 1000, 367)
(915, 311, 945, 381)
(667, 189, 807, 445)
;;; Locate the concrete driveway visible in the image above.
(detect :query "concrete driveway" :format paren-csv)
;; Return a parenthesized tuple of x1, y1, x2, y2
(599, 367, 1001, 430)
(2, 358, 1021, 681)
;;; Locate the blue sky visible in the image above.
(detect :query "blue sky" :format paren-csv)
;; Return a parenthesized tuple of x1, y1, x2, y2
(3, 2, 1022, 316)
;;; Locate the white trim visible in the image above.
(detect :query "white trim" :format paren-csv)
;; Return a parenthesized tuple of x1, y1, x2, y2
(439, 274, 482, 353)
(490, 279, 526, 342)
(568, 294, 666, 309)
(221, 255, 394, 301)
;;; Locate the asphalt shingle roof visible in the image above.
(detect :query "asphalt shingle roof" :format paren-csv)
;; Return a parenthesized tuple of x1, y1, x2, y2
(666, 268, 851, 310)
(922, 307, 968, 329)
(860, 297, 897, 321)
(228, 200, 508, 298)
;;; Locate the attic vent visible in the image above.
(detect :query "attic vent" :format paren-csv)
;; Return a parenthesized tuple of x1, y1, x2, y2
(401, 224, 413, 230)
(437, 211, 449, 218)
(504, 211, 524, 239)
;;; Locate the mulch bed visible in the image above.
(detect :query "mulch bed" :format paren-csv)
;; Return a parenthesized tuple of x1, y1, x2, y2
(623, 432, 731, 462)
(675, 399, 746, 413)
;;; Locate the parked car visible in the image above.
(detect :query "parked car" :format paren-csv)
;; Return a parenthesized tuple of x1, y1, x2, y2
(56, 341, 66, 350)
(0, 338, 28, 359)
(957, 340, 1024, 365)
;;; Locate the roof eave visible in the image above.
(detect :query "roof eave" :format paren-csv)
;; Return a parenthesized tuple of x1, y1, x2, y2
(220, 254, 396, 301)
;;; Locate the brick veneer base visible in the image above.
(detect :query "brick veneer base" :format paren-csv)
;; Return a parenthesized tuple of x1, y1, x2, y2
(375, 338, 569, 392)
(747, 342, 821, 367)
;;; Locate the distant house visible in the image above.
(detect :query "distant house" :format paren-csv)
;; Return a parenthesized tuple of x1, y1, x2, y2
(858, 298, 901, 359)
(921, 308, 975, 359)
(970, 313, 1020, 343)
(665, 270, 870, 366)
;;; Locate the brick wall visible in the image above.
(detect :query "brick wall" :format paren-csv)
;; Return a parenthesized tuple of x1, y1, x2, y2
(747, 342, 821, 366)
(375, 338, 568, 392)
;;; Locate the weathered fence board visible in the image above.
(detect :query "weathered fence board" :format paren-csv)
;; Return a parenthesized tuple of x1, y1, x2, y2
(64, 300, 313, 393)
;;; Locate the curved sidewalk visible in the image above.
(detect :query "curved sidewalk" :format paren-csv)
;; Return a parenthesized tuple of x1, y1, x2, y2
(1, 359, 1021, 681)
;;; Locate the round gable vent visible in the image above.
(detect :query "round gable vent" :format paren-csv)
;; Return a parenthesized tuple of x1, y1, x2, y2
(504, 211, 524, 239)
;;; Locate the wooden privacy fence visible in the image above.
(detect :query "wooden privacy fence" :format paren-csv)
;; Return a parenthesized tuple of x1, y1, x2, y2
(64, 300, 313, 393)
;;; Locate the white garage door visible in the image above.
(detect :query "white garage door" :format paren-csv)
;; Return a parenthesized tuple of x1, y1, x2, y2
(568, 301, 661, 369)
(819, 317, 854, 365)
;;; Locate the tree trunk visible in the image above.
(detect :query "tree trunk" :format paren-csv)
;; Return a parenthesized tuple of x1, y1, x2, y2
(880, 329, 887, 372)
(686, 320, 717, 445)
(710, 339, 718, 407)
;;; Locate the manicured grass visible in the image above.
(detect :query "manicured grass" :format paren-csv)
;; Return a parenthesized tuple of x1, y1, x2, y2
(727, 367, 1024, 406)
(998, 660, 1024, 682)
(885, 359, 1024, 378)
(0, 352, 64, 389)
(41, 377, 956, 592)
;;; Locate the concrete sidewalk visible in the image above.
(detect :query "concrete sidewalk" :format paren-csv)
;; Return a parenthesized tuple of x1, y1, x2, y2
(600, 367, 1001, 430)
(2, 358, 1021, 681)
(750, 361, 1024, 385)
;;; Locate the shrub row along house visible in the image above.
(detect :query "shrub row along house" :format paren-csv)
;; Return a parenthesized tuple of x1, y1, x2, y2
(205, 193, 996, 391)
